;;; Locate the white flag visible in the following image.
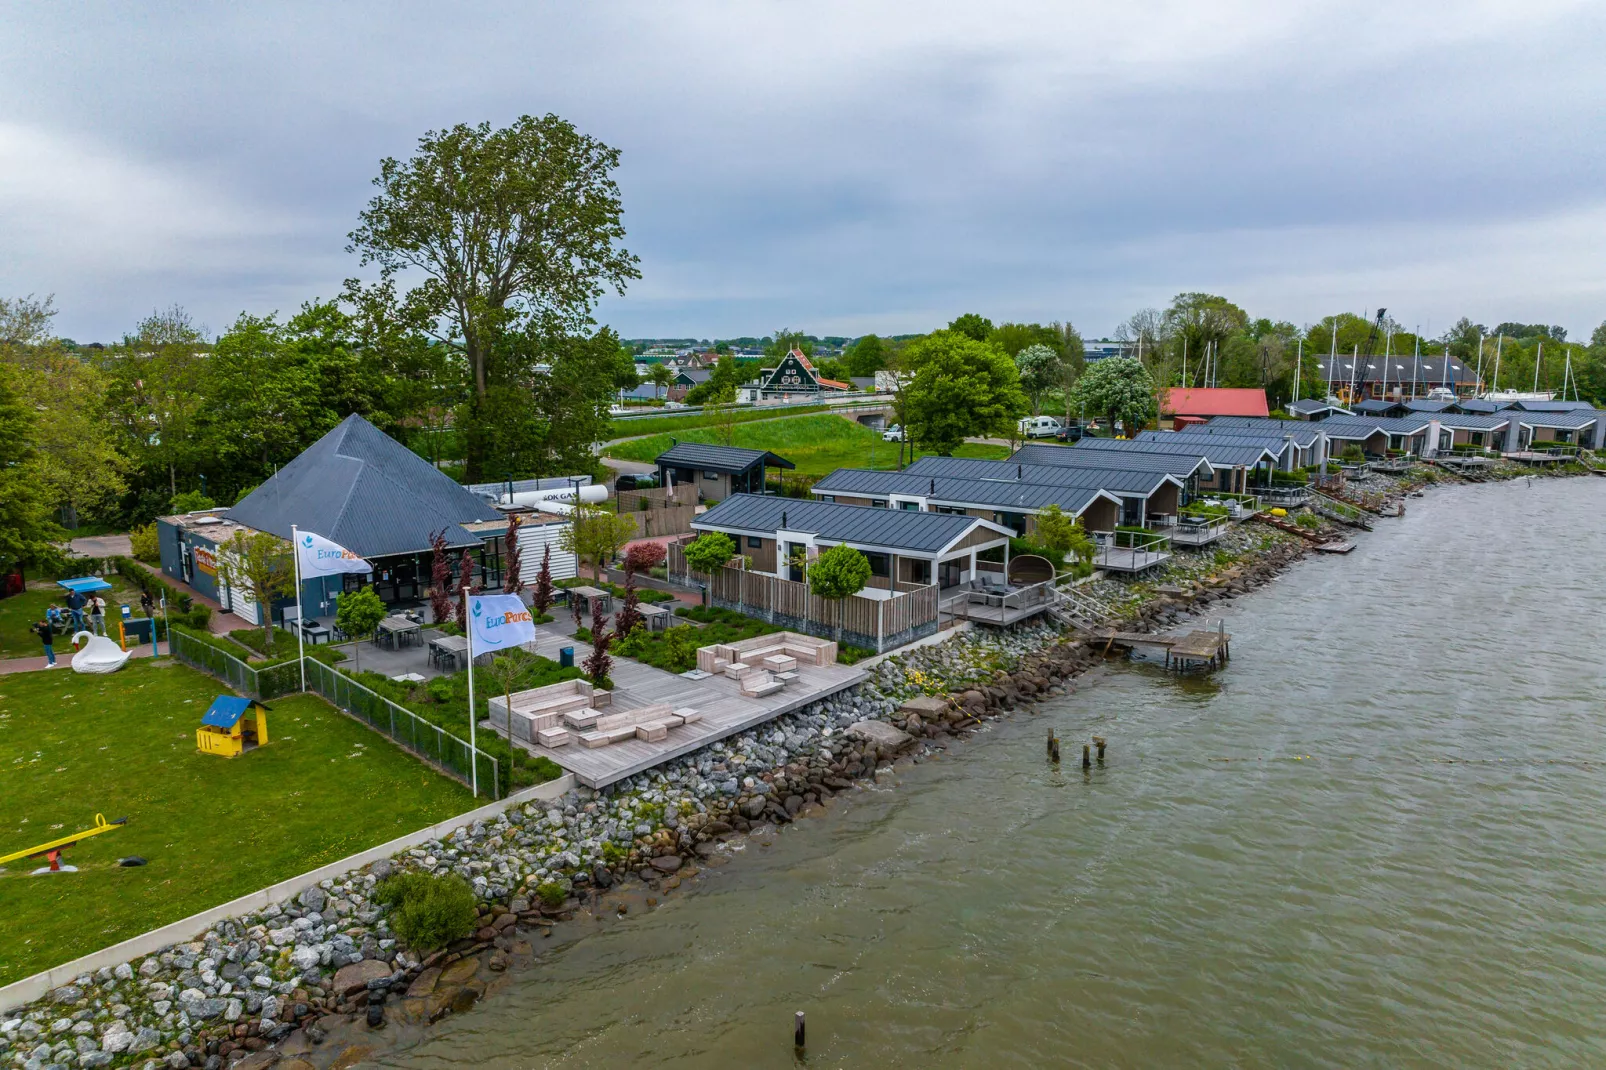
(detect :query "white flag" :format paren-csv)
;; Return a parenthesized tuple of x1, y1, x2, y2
(468, 593, 536, 651)
(296, 530, 371, 577)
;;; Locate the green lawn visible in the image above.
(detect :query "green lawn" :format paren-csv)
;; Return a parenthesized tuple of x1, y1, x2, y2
(602, 413, 1010, 479)
(0, 658, 474, 985)
(0, 580, 146, 660)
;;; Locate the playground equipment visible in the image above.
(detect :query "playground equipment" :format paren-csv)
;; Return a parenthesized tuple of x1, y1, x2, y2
(196, 695, 270, 758)
(0, 814, 127, 873)
(70, 630, 132, 674)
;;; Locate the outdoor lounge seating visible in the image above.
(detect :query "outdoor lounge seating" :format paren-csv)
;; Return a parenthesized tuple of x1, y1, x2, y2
(740, 671, 785, 698)
(576, 703, 703, 748)
(489, 679, 613, 747)
(696, 631, 838, 675)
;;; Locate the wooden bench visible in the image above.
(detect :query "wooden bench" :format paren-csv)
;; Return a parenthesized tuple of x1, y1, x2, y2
(576, 704, 701, 748)
(740, 671, 785, 698)
(696, 631, 838, 674)
(489, 680, 612, 743)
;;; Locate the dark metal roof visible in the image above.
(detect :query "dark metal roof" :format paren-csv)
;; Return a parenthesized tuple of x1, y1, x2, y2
(811, 468, 1121, 515)
(1179, 418, 1326, 448)
(227, 414, 505, 558)
(655, 442, 796, 472)
(1069, 436, 1274, 467)
(903, 456, 1182, 494)
(1433, 413, 1511, 430)
(1316, 415, 1437, 438)
(1402, 399, 1461, 413)
(692, 494, 1004, 554)
(1511, 409, 1599, 429)
(1510, 399, 1598, 412)
(1008, 443, 1213, 478)
(1459, 399, 1509, 413)
(1287, 399, 1352, 416)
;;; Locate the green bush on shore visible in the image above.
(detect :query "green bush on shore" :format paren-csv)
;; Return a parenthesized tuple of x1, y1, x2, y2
(374, 872, 478, 951)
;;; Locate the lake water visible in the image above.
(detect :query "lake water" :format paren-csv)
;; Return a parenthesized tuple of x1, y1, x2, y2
(382, 476, 1606, 1069)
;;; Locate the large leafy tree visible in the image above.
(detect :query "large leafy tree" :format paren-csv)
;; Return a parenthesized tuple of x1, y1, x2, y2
(104, 306, 210, 500)
(947, 313, 994, 342)
(1014, 344, 1063, 415)
(764, 329, 814, 360)
(0, 364, 61, 573)
(899, 330, 1027, 455)
(346, 114, 640, 480)
(843, 334, 887, 376)
(1163, 293, 1248, 386)
(1070, 357, 1157, 435)
(0, 295, 127, 527)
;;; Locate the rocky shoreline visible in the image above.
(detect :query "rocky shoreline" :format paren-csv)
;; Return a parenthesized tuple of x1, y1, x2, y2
(2, 462, 1584, 1070)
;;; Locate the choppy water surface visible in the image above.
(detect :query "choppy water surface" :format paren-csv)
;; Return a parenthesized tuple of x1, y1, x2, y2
(386, 478, 1606, 1068)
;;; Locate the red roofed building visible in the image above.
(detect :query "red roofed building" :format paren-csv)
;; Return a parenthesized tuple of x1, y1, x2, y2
(1162, 387, 1269, 427)
(739, 348, 851, 401)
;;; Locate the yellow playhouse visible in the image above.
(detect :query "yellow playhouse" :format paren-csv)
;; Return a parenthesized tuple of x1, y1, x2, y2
(197, 695, 270, 758)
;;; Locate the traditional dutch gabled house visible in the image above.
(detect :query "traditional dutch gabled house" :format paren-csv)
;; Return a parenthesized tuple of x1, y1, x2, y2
(738, 348, 852, 402)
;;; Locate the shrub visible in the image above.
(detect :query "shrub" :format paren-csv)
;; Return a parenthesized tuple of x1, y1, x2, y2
(129, 524, 161, 564)
(374, 872, 478, 952)
(1294, 511, 1321, 530)
(535, 880, 569, 909)
(185, 605, 212, 630)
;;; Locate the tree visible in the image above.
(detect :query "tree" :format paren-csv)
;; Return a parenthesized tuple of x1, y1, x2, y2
(170, 490, 215, 513)
(454, 547, 477, 625)
(706, 395, 739, 447)
(988, 322, 1062, 359)
(947, 313, 993, 342)
(502, 515, 524, 594)
(1070, 357, 1157, 436)
(649, 363, 675, 400)
(1163, 293, 1248, 386)
(560, 504, 637, 579)
(682, 531, 734, 582)
(216, 529, 295, 649)
(1057, 322, 1087, 422)
(1014, 344, 1062, 416)
(103, 306, 210, 499)
(0, 299, 129, 529)
(899, 330, 1027, 454)
(614, 541, 666, 638)
(844, 334, 887, 376)
(808, 543, 871, 642)
(334, 585, 387, 672)
(0, 364, 61, 574)
(684, 355, 745, 404)
(346, 114, 640, 480)
(1031, 504, 1095, 571)
(531, 543, 554, 617)
(582, 599, 613, 685)
(428, 531, 454, 626)
(764, 329, 814, 359)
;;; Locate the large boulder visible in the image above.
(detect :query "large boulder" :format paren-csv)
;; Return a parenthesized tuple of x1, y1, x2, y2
(846, 721, 913, 752)
(332, 959, 391, 996)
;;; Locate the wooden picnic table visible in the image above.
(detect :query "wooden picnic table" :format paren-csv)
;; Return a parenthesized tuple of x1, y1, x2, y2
(638, 603, 674, 632)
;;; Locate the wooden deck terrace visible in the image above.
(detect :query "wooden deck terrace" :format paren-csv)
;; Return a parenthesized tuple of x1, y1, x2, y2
(1094, 546, 1173, 573)
(483, 626, 866, 788)
(942, 587, 1055, 626)
(1098, 626, 1232, 671)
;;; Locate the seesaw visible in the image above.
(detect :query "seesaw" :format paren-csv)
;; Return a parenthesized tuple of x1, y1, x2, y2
(0, 814, 133, 874)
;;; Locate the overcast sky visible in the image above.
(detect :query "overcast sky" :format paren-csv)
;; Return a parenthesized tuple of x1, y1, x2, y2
(3, 1, 1604, 343)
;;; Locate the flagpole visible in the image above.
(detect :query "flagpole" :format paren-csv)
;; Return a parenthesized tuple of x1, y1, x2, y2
(464, 587, 478, 798)
(292, 525, 306, 692)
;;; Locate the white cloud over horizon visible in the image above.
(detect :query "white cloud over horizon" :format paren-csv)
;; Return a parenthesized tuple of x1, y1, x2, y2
(1, 0, 1602, 342)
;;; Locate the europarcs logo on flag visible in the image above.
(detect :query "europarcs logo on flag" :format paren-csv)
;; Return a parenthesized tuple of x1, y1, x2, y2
(469, 593, 536, 648)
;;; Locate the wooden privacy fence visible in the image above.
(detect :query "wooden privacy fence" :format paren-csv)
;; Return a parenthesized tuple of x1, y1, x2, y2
(618, 485, 700, 511)
(618, 487, 701, 537)
(668, 542, 938, 652)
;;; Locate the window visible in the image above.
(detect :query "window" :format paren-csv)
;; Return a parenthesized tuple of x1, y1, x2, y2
(747, 536, 762, 548)
(703, 470, 719, 480)
(871, 499, 888, 508)
(907, 560, 931, 584)
(817, 494, 835, 503)
(899, 501, 921, 511)
(865, 552, 890, 577)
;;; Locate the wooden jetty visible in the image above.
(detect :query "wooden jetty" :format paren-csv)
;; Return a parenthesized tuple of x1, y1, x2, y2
(1097, 624, 1232, 672)
(1314, 540, 1355, 554)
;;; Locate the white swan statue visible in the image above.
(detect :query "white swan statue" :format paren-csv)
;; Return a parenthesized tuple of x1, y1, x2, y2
(70, 630, 131, 674)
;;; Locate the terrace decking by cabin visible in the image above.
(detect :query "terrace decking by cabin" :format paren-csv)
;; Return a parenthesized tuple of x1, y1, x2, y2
(483, 626, 865, 788)
(942, 579, 1058, 626)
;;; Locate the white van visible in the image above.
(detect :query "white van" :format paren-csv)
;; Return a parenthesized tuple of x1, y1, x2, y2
(1018, 415, 1063, 439)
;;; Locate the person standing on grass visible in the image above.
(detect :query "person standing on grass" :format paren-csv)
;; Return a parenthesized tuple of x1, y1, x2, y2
(32, 617, 58, 668)
(89, 595, 106, 636)
(66, 588, 85, 630)
(140, 590, 154, 619)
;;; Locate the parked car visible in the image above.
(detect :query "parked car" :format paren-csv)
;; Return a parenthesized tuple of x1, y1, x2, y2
(1017, 415, 1063, 439)
(882, 424, 907, 442)
(1054, 423, 1085, 442)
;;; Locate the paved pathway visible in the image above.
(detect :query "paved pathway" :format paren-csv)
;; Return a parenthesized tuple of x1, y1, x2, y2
(68, 533, 133, 557)
(0, 640, 161, 675)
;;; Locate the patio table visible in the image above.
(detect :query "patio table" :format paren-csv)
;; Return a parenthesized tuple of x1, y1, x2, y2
(429, 634, 469, 672)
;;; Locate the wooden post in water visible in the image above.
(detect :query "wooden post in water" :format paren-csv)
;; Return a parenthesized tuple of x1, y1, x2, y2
(1094, 736, 1106, 763)
(1082, 744, 1091, 769)
(1050, 738, 1061, 763)
(1047, 728, 1057, 757)
(795, 1011, 806, 1049)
